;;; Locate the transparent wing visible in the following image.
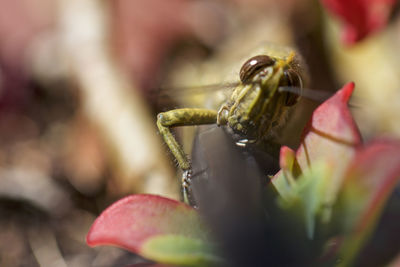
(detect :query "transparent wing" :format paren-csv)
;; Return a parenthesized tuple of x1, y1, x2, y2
(157, 82, 240, 98)
(154, 82, 240, 110)
(278, 86, 333, 102)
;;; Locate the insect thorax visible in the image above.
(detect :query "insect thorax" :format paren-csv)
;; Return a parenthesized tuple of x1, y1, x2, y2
(225, 81, 290, 143)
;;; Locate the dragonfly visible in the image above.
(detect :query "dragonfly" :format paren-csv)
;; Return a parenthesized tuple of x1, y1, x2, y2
(157, 44, 324, 205)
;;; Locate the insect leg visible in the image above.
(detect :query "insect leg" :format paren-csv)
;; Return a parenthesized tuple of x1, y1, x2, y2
(157, 108, 218, 203)
(217, 105, 229, 125)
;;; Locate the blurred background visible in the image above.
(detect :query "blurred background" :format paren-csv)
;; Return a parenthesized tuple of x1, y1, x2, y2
(0, 0, 399, 266)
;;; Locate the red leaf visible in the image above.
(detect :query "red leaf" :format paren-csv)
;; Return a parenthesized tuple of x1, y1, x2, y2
(339, 139, 400, 264)
(279, 146, 296, 172)
(86, 194, 208, 254)
(271, 82, 400, 263)
(321, 0, 396, 44)
(345, 139, 400, 233)
(276, 82, 361, 174)
(297, 82, 361, 164)
(296, 82, 361, 219)
(272, 83, 362, 222)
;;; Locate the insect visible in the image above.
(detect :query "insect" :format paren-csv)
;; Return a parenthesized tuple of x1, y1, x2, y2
(157, 45, 306, 204)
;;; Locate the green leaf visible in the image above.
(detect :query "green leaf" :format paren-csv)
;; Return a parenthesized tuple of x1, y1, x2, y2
(277, 161, 331, 239)
(141, 235, 222, 267)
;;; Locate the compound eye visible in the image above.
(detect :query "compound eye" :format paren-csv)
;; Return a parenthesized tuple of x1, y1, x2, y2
(285, 69, 303, 88)
(283, 69, 303, 106)
(239, 55, 275, 83)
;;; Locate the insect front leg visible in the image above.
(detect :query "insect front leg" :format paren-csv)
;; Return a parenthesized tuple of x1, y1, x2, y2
(157, 108, 218, 204)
